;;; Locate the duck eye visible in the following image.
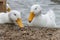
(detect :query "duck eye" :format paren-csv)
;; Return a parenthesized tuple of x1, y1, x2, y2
(35, 7, 37, 10)
(14, 14, 16, 16)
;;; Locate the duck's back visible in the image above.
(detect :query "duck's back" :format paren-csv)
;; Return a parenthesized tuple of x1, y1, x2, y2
(41, 10, 56, 27)
(46, 9, 55, 21)
(0, 13, 12, 24)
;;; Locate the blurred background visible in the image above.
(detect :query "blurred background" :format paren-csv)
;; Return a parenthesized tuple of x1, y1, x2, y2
(7, 0, 60, 26)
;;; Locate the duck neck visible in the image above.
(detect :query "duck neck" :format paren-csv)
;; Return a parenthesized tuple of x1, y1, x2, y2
(35, 11, 42, 17)
(8, 13, 13, 22)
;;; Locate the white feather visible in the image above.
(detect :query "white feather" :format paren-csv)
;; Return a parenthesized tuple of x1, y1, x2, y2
(0, 10, 21, 24)
(28, 4, 57, 28)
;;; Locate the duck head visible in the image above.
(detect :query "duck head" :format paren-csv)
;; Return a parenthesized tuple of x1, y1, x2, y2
(9, 10, 24, 28)
(28, 4, 42, 23)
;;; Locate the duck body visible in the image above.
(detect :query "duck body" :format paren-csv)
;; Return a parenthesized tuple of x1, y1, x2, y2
(29, 14, 56, 28)
(28, 4, 56, 28)
(0, 10, 24, 28)
(30, 11, 56, 27)
(0, 13, 12, 24)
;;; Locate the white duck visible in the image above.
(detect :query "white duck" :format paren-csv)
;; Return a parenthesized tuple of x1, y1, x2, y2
(6, 3, 11, 12)
(0, 10, 24, 28)
(28, 4, 56, 28)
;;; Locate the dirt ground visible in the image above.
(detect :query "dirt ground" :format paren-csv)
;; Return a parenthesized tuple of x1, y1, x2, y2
(0, 24, 60, 40)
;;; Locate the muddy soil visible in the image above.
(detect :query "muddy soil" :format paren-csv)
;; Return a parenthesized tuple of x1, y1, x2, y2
(0, 24, 60, 40)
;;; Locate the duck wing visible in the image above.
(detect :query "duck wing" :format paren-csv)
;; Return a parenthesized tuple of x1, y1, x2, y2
(46, 9, 55, 21)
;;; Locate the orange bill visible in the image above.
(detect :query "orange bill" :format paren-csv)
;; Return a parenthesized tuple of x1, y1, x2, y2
(16, 18, 24, 28)
(28, 12, 35, 23)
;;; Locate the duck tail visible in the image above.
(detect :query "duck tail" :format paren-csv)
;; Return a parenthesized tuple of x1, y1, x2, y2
(47, 9, 55, 20)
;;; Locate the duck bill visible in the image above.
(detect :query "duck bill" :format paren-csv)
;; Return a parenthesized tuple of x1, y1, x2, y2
(7, 8, 11, 12)
(16, 18, 24, 28)
(28, 12, 35, 23)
